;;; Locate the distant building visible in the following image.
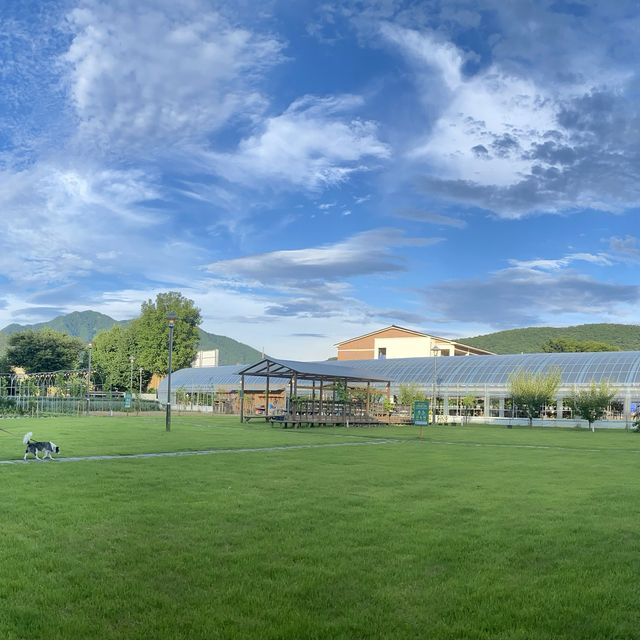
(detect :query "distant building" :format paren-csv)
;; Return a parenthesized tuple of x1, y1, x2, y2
(335, 325, 494, 361)
(191, 349, 219, 368)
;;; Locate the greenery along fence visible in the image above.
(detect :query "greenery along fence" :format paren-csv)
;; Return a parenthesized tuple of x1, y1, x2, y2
(0, 395, 161, 417)
(0, 370, 160, 417)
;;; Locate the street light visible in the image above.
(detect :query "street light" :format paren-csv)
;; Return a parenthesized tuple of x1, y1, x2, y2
(129, 355, 134, 413)
(165, 312, 177, 432)
(138, 367, 143, 415)
(431, 345, 441, 424)
(87, 342, 93, 415)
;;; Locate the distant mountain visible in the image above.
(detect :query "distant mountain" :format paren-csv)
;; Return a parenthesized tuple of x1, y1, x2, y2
(460, 324, 640, 354)
(197, 329, 262, 365)
(2, 311, 119, 342)
(0, 310, 262, 365)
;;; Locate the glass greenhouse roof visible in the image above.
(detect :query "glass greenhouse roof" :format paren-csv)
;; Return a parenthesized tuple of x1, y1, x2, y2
(159, 351, 640, 394)
(331, 352, 640, 387)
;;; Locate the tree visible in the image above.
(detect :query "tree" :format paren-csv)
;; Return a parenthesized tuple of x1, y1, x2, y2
(91, 324, 138, 391)
(462, 394, 476, 423)
(508, 368, 561, 427)
(566, 381, 617, 432)
(542, 338, 620, 353)
(398, 383, 427, 406)
(133, 292, 202, 376)
(0, 352, 10, 373)
(7, 329, 85, 372)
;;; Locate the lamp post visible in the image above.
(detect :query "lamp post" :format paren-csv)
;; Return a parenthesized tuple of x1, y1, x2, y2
(87, 342, 92, 415)
(129, 355, 134, 413)
(165, 312, 177, 432)
(431, 345, 441, 424)
(138, 367, 143, 415)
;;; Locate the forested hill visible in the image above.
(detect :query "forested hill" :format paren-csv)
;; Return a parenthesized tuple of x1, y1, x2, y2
(197, 329, 262, 365)
(2, 310, 117, 342)
(460, 324, 640, 354)
(0, 310, 262, 365)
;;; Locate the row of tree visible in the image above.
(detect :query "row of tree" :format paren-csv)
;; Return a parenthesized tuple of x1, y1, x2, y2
(503, 368, 615, 431)
(1, 292, 202, 392)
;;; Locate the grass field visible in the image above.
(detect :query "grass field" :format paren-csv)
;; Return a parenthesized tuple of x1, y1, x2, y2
(1, 415, 640, 639)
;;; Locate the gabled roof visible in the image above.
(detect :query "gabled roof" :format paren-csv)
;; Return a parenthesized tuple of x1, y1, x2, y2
(335, 325, 495, 354)
(335, 324, 431, 346)
(238, 357, 389, 383)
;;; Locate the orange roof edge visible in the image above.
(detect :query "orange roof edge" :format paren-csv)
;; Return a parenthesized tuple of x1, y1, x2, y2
(335, 325, 495, 354)
(334, 325, 429, 346)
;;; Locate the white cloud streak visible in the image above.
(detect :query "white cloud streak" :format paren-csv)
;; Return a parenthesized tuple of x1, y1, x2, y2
(62, 0, 283, 153)
(208, 95, 390, 190)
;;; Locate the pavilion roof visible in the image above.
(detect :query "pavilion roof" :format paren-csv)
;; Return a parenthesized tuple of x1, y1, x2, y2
(237, 357, 389, 384)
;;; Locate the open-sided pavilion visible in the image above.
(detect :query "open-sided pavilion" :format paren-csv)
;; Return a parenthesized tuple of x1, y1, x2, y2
(237, 357, 391, 427)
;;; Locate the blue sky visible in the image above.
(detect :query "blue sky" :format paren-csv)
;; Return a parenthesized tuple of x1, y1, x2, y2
(1, 0, 640, 359)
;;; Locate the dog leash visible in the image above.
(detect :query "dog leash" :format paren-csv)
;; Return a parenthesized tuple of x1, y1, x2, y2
(0, 426, 14, 436)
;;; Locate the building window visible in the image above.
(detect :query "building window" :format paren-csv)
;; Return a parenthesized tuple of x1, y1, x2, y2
(378, 348, 386, 360)
(441, 349, 450, 356)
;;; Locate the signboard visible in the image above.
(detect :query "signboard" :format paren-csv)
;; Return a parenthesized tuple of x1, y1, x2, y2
(124, 392, 132, 409)
(413, 400, 430, 426)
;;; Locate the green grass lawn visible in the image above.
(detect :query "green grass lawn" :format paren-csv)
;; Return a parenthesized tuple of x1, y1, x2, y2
(1, 416, 640, 639)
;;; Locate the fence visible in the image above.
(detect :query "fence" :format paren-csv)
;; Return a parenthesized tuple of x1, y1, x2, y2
(0, 370, 160, 417)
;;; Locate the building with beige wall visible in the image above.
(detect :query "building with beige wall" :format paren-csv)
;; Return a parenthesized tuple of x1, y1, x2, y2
(191, 349, 219, 368)
(335, 325, 493, 361)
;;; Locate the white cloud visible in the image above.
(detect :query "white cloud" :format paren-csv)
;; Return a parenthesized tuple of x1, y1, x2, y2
(209, 95, 390, 190)
(608, 235, 640, 262)
(380, 20, 640, 217)
(0, 162, 162, 285)
(381, 23, 559, 187)
(380, 22, 464, 91)
(509, 252, 613, 271)
(207, 228, 433, 284)
(62, 0, 283, 152)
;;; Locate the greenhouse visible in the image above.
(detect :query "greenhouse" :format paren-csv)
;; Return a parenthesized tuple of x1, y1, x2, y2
(159, 351, 640, 426)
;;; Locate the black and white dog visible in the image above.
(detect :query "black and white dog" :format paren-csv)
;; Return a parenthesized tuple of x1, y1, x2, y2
(23, 432, 60, 461)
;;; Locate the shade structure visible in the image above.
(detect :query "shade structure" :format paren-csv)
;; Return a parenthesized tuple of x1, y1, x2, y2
(235, 357, 391, 423)
(237, 357, 390, 384)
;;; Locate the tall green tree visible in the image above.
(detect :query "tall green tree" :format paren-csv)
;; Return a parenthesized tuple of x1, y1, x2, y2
(566, 381, 617, 432)
(7, 329, 85, 372)
(91, 324, 138, 391)
(133, 292, 202, 376)
(508, 368, 561, 426)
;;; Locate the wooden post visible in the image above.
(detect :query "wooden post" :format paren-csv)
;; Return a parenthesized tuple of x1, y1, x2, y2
(265, 361, 270, 419)
(293, 374, 298, 428)
(319, 380, 324, 418)
(344, 378, 349, 428)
